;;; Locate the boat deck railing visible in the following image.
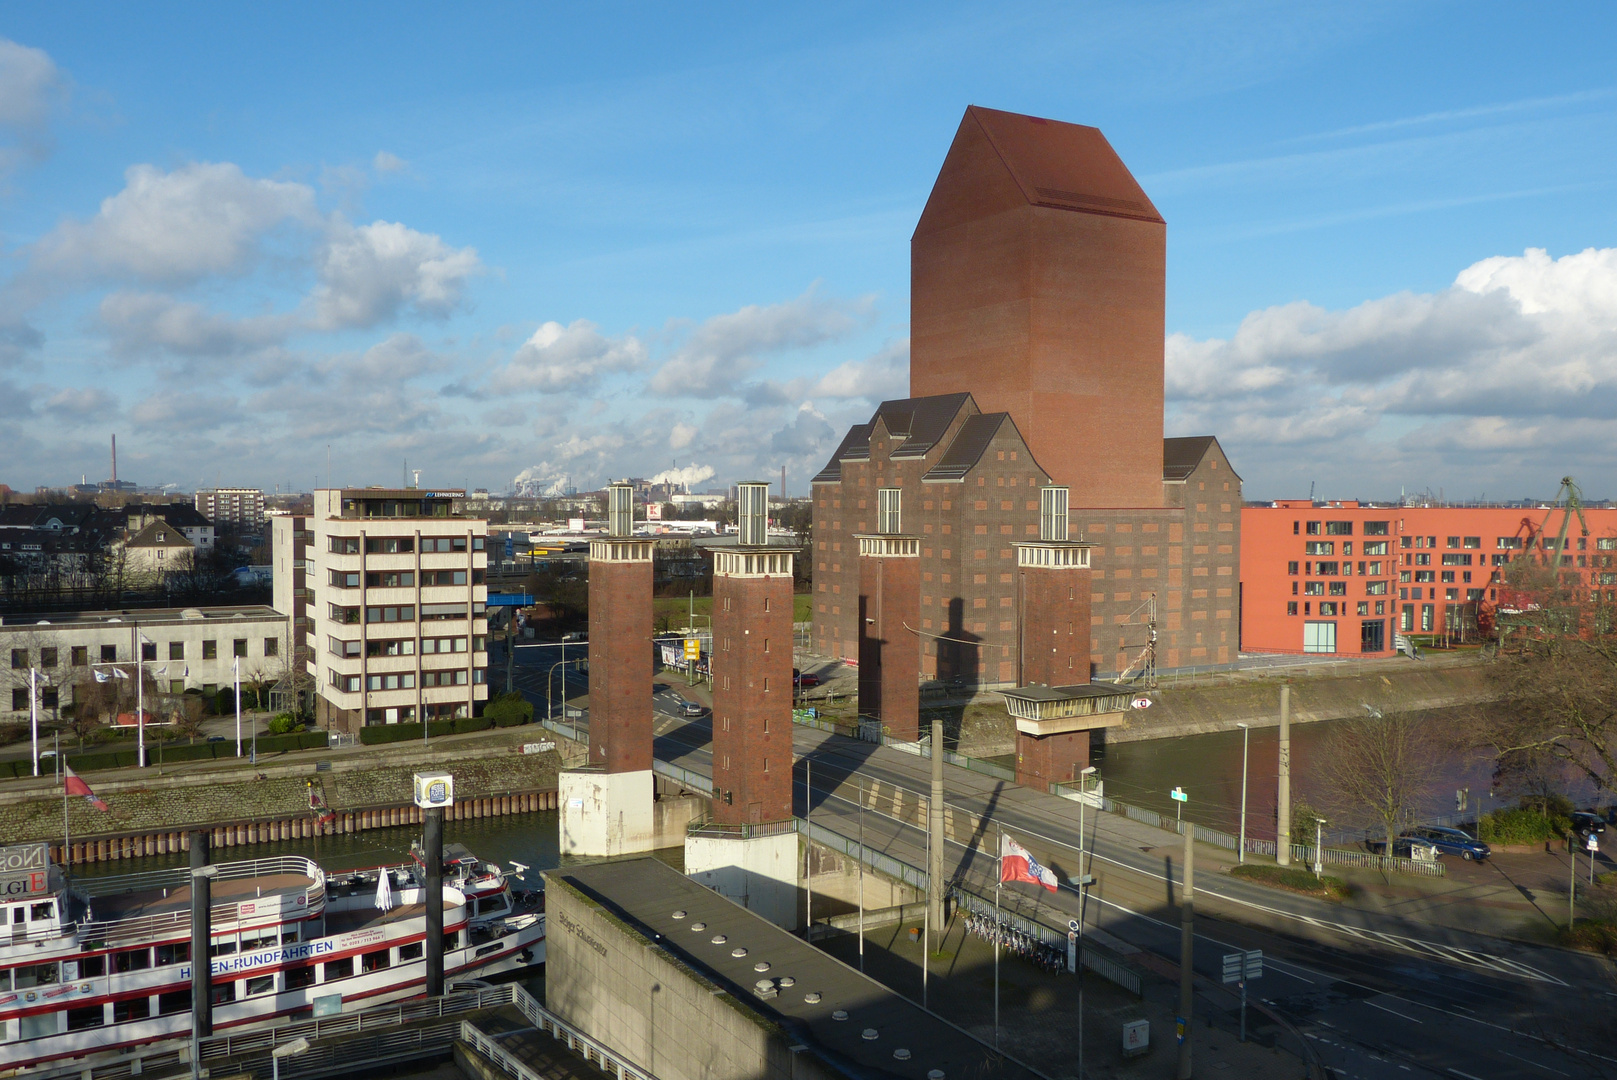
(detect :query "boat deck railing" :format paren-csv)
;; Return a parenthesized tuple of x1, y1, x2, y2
(70, 857, 326, 945)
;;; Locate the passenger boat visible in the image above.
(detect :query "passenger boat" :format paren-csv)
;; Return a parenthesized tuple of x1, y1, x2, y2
(0, 844, 545, 1075)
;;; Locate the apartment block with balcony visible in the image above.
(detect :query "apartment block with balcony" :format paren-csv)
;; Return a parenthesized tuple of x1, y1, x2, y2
(274, 488, 490, 732)
(196, 487, 267, 530)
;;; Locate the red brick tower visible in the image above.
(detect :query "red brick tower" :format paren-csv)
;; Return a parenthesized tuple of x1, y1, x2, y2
(857, 488, 921, 742)
(587, 482, 655, 773)
(1004, 487, 1128, 790)
(709, 482, 795, 825)
(910, 106, 1166, 509)
(561, 482, 657, 855)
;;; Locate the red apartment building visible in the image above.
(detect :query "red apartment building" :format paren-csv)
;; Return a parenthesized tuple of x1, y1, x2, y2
(1241, 500, 1617, 657)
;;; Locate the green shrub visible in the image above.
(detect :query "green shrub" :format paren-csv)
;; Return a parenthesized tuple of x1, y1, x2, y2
(484, 692, 533, 728)
(1229, 863, 1352, 901)
(1478, 806, 1571, 845)
(358, 717, 493, 744)
(266, 714, 299, 736)
(1560, 920, 1617, 955)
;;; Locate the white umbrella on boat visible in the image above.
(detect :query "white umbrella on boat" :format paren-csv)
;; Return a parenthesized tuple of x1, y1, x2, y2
(374, 870, 395, 913)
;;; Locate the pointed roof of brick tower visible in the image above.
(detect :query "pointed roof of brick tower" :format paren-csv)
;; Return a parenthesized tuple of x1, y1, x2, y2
(914, 106, 1163, 236)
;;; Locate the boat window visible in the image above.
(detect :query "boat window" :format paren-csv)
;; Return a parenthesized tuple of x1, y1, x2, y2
(360, 948, 390, 973)
(156, 942, 190, 966)
(114, 949, 151, 973)
(244, 975, 276, 997)
(442, 931, 459, 952)
(209, 940, 237, 957)
(157, 990, 190, 1015)
(30, 902, 54, 922)
(113, 998, 151, 1023)
(10, 907, 21, 925)
(399, 942, 423, 962)
(14, 963, 58, 987)
(78, 956, 106, 978)
(19, 1013, 58, 1040)
(281, 927, 300, 945)
(467, 898, 478, 916)
(211, 983, 236, 1005)
(66, 1005, 104, 1031)
(285, 967, 317, 991)
(240, 933, 276, 953)
(323, 957, 353, 981)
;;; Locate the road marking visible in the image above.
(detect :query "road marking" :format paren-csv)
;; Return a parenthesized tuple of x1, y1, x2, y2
(1363, 999, 1422, 1024)
(1498, 1049, 1568, 1076)
(1447, 1070, 1486, 1080)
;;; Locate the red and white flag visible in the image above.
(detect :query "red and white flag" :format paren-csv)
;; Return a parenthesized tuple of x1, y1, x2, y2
(64, 765, 109, 812)
(1000, 834, 1057, 892)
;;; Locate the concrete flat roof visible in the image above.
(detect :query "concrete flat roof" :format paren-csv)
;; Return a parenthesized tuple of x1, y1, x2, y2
(549, 859, 1046, 1080)
(0, 605, 284, 628)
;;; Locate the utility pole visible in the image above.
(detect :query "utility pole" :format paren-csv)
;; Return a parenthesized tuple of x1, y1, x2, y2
(1177, 820, 1195, 1080)
(1277, 684, 1292, 866)
(928, 712, 945, 950)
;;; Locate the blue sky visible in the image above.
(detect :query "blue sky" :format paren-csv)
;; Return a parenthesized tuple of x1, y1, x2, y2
(2, 2, 1615, 501)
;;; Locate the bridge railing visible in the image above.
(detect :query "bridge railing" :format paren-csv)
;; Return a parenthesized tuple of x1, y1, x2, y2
(500, 983, 660, 1080)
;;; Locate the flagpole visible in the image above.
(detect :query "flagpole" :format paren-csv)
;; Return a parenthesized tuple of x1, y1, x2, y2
(994, 827, 1001, 1051)
(30, 668, 39, 777)
(137, 640, 146, 769)
(234, 658, 242, 758)
(857, 778, 865, 972)
(923, 805, 930, 1009)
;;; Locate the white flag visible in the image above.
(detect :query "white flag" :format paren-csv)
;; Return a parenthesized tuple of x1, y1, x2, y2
(112, 668, 130, 680)
(93, 671, 110, 684)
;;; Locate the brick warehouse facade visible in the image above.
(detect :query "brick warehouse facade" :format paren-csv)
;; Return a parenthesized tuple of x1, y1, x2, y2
(811, 107, 1240, 684)
(812, 399, 1239, 681)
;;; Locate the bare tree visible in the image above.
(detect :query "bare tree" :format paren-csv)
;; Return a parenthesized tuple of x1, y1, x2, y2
(1317, 709, 1447, 854)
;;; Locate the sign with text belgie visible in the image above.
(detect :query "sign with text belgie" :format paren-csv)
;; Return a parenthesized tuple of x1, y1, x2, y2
(0, 843, 50, 897)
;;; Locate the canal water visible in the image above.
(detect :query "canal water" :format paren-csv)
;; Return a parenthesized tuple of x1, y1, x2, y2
(1095, 715, 1504, 844)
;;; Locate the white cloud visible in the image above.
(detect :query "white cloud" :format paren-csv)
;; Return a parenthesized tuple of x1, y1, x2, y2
(129, 391, 242, 432)
(311, 219, 482, 329)
(40, 386, 116, 418)
(1167, 246, 1617, 497)
(31, 163, 319, 285)
(373, 151, 408, 174)
(648, 286, 873, 397)
(490, 319, 646, 394)
(649, 464, 715, 489)
(0, 38, 65, 177)
(99, 291, 293, 357)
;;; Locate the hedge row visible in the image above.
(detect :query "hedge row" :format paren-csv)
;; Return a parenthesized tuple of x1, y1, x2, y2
(357, 711, 529, 745)
(0, 731, 330, 777)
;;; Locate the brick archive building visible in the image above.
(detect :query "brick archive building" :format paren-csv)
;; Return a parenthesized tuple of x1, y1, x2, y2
(811, 107, 1241, 690)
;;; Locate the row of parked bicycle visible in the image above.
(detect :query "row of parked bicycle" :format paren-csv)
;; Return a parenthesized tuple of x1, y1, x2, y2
(955, 901, 1068, 974)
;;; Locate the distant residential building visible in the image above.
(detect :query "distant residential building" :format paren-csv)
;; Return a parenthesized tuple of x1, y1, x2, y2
(196, 487, 267, 529)
(120, 519, 195, 578)
(128, 504, 215, 552)
(273, 488, 490, 733)
(1, 605, 287, 719)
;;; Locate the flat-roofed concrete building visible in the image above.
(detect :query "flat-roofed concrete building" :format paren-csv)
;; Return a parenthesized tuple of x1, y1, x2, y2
(1, 606, 287, 719)
(196, 487, 267, 530)
(275, 488, 489, 733)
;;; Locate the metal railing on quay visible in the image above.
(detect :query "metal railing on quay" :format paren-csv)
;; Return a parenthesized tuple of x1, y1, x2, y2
(687, 818, 797, 840)
(197, 984, 516, 1061)
(504, 983, 660, 1080)
(1047, 782, 1445, 877)
(654, 759, 711, 792)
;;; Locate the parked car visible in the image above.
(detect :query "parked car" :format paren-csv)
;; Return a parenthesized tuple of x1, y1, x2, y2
(794, 672, 821, 688)
(1401, 825, 1491, 861)
(1572, 812, 1607, 839)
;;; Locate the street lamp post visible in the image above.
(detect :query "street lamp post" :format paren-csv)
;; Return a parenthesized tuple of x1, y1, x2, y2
(1236, 722, 1250, 863)
(28, 668, 51, 778)
(1313, 817, 1327, 878)
(1077, 765, 1097, 881)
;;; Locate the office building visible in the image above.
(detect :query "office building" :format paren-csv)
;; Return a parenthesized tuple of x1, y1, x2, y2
(274, 488, 489, 732)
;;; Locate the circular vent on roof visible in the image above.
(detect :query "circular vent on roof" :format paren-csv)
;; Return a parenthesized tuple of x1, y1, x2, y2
(671, 910, 687, 919)
(803, 991, 820, 1004)
(862, 1029, 879, 1041)
(893, 1049, 911, 1061)
(710, 935, 727, 945)
(831, 1009, 847, 1020)
(730, 947, 748, 958)
(753, 962, 770, 972)
(690, 922, 707, 932)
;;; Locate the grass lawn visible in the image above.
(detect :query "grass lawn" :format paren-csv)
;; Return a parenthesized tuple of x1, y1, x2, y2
(651, 593, 812, 626)
(1229, 862, 1353, 900)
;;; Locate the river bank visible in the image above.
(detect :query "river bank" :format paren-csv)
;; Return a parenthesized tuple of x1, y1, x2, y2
(0, 728, 563, 864)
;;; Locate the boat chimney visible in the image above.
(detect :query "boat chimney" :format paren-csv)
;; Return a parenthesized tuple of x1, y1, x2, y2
(188, 830, 209, 870)
(414, 771, 454, 997)
(191, 865, 218, 1043)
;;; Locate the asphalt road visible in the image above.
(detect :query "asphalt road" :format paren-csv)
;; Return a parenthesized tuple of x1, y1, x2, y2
(505, 644, 1617, 1079)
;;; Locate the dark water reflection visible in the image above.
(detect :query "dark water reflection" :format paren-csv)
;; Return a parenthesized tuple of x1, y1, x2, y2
(1094, 717, 1508, 845)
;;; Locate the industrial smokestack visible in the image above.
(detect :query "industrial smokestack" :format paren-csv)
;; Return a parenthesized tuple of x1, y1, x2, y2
(608, 482, 634, 537)
(111, 435, 117, 486)
(737, 481, 769, 547)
